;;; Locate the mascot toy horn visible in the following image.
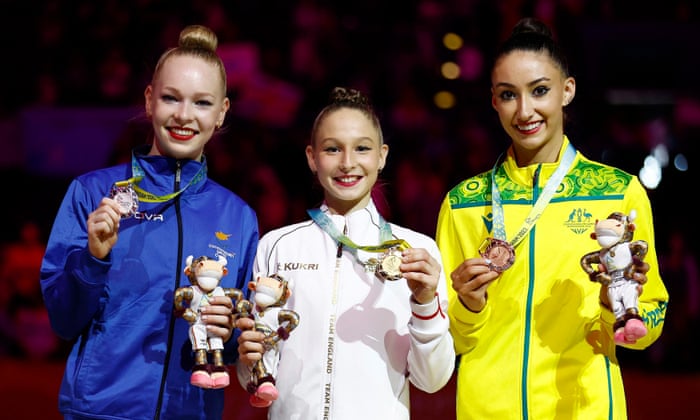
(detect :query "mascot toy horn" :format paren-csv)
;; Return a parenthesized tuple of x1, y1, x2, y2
(580, 210, 649, 345)
(174, 255, 245, 389)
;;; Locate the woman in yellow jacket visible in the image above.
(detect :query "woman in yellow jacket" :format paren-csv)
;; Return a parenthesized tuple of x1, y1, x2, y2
(436, 17, 668, 420)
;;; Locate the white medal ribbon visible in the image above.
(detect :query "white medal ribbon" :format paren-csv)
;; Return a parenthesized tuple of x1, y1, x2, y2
(491, 142, 576, 247)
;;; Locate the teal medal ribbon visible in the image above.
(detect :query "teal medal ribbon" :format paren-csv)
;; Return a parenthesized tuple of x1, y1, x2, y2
(483, 142, 576, 271)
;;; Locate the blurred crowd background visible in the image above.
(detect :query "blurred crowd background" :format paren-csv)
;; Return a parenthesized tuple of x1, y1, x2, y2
(0, 0, 698, 382)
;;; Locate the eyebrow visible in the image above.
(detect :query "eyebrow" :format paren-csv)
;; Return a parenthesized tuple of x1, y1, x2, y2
(494, 76, 551, 90)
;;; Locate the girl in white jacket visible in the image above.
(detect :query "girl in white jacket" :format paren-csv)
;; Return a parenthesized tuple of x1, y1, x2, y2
(235, 86, 455, 420)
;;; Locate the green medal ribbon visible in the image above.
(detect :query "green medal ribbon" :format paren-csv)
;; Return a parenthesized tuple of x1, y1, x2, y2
(113, 152, 207, 203)
(307, 208, 410, 254)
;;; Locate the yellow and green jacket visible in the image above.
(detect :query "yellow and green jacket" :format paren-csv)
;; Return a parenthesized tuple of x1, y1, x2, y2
(436, 137, 668, 420)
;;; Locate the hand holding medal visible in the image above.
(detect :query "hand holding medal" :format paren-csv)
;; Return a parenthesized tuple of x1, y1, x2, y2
(88, 179, 140, 259)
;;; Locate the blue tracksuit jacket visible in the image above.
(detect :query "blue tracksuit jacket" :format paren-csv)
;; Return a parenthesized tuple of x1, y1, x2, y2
(40, 146, 259, 419)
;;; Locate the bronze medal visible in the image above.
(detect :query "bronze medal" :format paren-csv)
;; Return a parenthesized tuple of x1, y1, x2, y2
(479, 238, 515, 272)
(375, 246, 404, 281)
(110, 182, 139, 218)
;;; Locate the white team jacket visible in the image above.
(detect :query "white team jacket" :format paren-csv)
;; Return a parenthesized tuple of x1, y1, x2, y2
(237, 201, 455, 419)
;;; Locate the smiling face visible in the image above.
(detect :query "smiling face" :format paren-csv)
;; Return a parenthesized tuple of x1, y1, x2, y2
(305, 107, 388, 215)
(144, 54, 229, 161)
(491, 50, 575, 166)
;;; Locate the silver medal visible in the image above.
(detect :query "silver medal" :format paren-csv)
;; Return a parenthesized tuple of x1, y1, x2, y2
(110, 182, 139, 218)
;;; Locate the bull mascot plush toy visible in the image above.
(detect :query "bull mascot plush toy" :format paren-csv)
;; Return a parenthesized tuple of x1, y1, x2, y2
(174, 255, 245, 389)
(581, 210, 648, 345)
(239, 274, 300, 408)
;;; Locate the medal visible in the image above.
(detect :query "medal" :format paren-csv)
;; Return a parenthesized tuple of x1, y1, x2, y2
(110, 181, 139, 218)
(375, 246, 404, 281)
(479, 238, 515, 273)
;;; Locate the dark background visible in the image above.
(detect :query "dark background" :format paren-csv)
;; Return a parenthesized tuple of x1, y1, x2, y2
(0, 1, 698, 419)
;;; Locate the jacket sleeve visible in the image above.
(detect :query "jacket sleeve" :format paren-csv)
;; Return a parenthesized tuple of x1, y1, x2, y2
(435, 194, 490, 355)
(613, 176, 669, 350)
(40, 179, 111, 341)
(406, 237, 456, 393)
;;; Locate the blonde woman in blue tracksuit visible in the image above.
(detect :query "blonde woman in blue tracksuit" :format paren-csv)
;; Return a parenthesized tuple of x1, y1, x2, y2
(40, 25, 258, 420)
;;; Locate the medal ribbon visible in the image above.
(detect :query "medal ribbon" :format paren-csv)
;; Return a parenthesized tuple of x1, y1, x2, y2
(114, 153, 207, 203)
(307, 208, 410, 253)
(491, 142, 576, 247)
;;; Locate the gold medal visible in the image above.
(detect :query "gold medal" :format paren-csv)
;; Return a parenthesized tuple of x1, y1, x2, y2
(479, 238, 515, 272)
(375, 246, 404, 281)
(110, 181, 139, 218)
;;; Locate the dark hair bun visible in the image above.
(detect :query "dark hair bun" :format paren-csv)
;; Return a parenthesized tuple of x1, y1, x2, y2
(329, 86, 370, 107)
(512, 17, 553, 40)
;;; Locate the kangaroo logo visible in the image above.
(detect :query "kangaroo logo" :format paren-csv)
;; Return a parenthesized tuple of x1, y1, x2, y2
(564, 207, 594, 234)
